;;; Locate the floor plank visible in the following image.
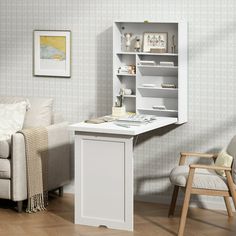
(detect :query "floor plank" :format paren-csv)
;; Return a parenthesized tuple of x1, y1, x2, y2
(0, 193, 235, 236)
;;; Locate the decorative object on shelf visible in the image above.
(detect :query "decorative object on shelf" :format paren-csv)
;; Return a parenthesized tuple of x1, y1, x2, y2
(134, 37, 141, 52)
(118, 66, 129, 74)
(116, 88, 125, 107)
(139, 60, 156, 66)
(152, 105, 166, 110)
(161, 83, 177, 89)
(130, 65, 136, 74)
(34, 30, 71, 77)
(171, 35, 176, 53)
(112, 88, 126, 117)
(159, 61, 174, 67)
(141, 83, 156, 87)
(124, 33, 133, 52)
(143, 32, 168, 53)
(117, 65, 136, 75)
(112, 106, 126, 117)
(124, 89, 132, 95)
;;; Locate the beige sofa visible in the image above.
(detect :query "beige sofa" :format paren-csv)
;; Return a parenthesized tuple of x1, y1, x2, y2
(0, 96, 71, 212)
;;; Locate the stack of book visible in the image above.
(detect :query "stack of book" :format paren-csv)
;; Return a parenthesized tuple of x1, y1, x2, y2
(118, 66, 130, 74)
(161, 83, 176, 89)
(159, 61, 174, 67)
(139, 60, 156, 66)
(152, 105, 166, 110)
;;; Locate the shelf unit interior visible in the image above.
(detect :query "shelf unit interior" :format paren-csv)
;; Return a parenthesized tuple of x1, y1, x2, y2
(113, 21, 187, 123)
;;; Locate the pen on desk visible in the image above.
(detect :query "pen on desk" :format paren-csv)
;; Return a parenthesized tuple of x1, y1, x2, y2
(114, 123, 130, 128)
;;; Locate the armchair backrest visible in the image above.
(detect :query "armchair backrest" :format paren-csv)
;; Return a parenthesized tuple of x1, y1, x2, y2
(226, 135, 236, 183)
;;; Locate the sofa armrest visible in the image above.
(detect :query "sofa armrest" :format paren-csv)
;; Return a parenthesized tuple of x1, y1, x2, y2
(11, 133, 27, 201)
(11, 121, 71, 201)
(47, 122, 71, 190)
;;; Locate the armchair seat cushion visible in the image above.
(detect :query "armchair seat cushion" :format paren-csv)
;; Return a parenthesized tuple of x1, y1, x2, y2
(170, 165, 228, 191)
(0, 159, 10, 179)
(0, 139, 10, 158)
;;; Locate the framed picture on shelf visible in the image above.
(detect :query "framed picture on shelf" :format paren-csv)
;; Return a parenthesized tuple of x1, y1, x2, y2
(33, 30, 71, 77)
(143, 32, 168, 53)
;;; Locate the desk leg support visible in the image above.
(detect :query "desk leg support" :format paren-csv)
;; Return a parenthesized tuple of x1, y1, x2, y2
(74, 133, 134, 231)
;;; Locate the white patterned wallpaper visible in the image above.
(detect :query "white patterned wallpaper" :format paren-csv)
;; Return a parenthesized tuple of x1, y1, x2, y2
(1, 0, 236, 208)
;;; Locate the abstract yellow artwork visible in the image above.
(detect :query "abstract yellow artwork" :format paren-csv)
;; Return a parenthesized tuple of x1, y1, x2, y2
(40, 36, 66, 61)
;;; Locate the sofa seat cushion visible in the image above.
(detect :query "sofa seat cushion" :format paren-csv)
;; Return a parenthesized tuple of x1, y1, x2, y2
(0, 139, 10, 158)
(0, 159, 11, 179)
(170, 165, 228, 191)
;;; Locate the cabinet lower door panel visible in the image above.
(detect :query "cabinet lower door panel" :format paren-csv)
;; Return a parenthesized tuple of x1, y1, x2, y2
(75, 134, 133, 231)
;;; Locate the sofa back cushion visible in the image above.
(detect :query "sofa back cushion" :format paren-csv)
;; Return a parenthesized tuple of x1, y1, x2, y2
(23, 97, 53, 128)
(0, 96, 53, 128)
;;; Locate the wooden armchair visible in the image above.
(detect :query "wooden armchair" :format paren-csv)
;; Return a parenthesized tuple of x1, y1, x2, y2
(168, 136, 236, 236)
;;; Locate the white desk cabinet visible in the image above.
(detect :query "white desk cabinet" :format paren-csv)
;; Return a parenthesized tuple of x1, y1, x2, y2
(71, 117, 177, 231)
(71, 20, 188, 231)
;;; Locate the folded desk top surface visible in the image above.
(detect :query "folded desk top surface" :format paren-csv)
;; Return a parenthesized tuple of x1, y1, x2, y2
(70, 116, 177, 136)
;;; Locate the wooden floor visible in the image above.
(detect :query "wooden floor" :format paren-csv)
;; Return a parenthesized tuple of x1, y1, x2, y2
(0, 193, 236, 236)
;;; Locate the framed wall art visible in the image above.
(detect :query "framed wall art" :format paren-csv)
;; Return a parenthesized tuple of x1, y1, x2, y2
(34, 30, 71, 77)
(143, 32, 168, 53)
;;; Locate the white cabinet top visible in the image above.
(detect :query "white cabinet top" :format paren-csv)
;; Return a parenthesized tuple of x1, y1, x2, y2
(70, 117, 177, 136)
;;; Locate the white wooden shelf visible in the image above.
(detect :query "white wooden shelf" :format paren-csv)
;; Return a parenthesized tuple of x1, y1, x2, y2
(116, 73, 136, 77)
(124, 95, 136, 98)
(138, 87, 178, 98)
(114, 94, 136, 98)
(116, 52, 178, 56)
(137, 65, 178, 76)
(116, 52, 137, 55)
(113, 21, 187, 123)
(137, 108, 178, 117)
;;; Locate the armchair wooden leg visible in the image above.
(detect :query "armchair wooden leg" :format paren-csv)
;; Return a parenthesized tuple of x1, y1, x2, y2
(178, 168, 195, 236)
(224, 196, 233, 217)
(17, 201, 23, 213)
(225, 171, 236, 209)
(168, 185, 179, 217)
(59, 186, 64, 197)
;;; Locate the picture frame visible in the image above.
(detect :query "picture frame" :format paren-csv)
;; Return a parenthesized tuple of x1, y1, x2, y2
(33, 30, 71, 77)
(143, 32, 168, 53)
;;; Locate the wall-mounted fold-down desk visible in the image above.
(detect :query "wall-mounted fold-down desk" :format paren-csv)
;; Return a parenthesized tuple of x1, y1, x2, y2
(70, 116, 177, 231)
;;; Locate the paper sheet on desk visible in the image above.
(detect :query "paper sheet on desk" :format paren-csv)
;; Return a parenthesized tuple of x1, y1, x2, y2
(85, 116, 116, 124)
(115, 114, 157, 126)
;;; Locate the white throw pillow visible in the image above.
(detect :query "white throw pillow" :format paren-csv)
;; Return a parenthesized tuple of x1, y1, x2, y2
(23, 97, 53, 128)
(0, 102, 27, 141)
(215, 150, 233, 176)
